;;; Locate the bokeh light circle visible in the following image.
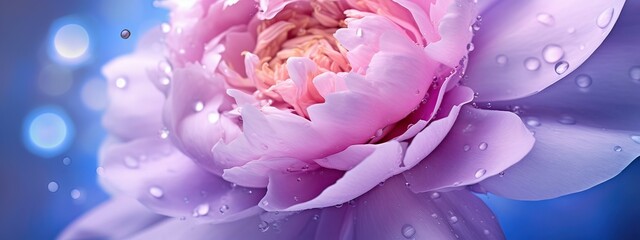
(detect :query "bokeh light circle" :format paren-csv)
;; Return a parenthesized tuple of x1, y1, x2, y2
(54, 24, 89, 59)
(23, 106, 75, 157)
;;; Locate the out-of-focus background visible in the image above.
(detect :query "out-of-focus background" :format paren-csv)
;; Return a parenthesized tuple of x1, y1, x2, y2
(0, 0, 638, 239)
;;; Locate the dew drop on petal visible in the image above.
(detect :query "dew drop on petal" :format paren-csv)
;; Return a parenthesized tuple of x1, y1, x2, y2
(159, 128, 170, 139)
(475, 169, 487, 178)
(542, 44, 564, 63)
(524, 57, 541, 71)
(629, 66, 640, 81)
(484, 229, 491, 235)
(219, 204, 229, 213)
(48, 181, 59, 192)
(208, 112, 220, 124)
(558, 115, 576, 125)
(575, 74, 592, 88)
(160, 77, 171, 86)
(613, 146, 622, 152)
(115, 77, 127, 89)
(401, 224, 416, 238)
(149, 186, 164, 198)
(554, 61, 570, 75)
(430, 192, 440, 199)
(193, 203, 210, 217)
(596, 8, 614, 29)
(536, 13, 555, 26)
(120, 29, 131, 39)
(449, 216, 459, 223)
(478, 142, 488, 151)
(495, 54, 508, 66)
(194, 101, 204, 112)
(158, 61, 173, 76)
(313, 214, 320, 220)
(526, 118, 541, 127)
(123, 156, 140, 168)
(161, 23, 171, 33)
(258, 221, 270, 232)
(466, 42, 475, 52)
(463, 144, 470, 152)
(631, 135, 640, 144)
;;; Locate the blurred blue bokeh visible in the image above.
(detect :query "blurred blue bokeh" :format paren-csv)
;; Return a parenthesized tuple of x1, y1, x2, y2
(0, 1, 638, 239)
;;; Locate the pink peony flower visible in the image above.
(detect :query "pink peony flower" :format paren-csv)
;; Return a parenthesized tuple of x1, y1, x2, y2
(61, 0, 640, 239)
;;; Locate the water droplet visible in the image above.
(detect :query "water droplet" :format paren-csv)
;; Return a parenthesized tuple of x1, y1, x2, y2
(296, 177, 301, 182)
(524, 57, 541, 71)
(313, 214, 320, 220)
(158, 61, 173, 76)
(499, 172, 505, 177)
(115, 77, 127, 89)
(123, 156, 140, 168)
(474, 169, 487, 178)
(613, 146, 622, 152)
(466, 42, 475, 52)
(542, 44, 564, 63)
(596, 8, 614, 29)
(631, 135, 640, 144)
(159, 128, 170, 139)
(258, 221, 270, 232)
(70, 189, 81, 199)
(160, 77, 171, 86)
(526, 117, 541, 127)
(375, 128, 384, 137)
(558, 115, 576, 125)
(463, 144, 470, 152)
(335, 203, 344, 208)
(478, 142, 488, 151)
(496, 55, 508, 66)
(449, 216, 459, 223)
(356, 28, 363, 37)
(554, 61, 569, 75)
(575, 74, 592, 88)
(405, 182, 411, 188)
(193, 203, 210, 217)
(536, 13, 555, 26)
(149, 186, 164, 198)
(62, 157, 71, 165)
(219, 204, 229, 213)
(483, 229, 491, 235)
(120, 29, 131, 39)
(194, 101, 204, 112)
(430, 192, 440, 199)
(48, 181, 59, 192)
(96, 166, 105, 175)
(629, 66, 640, 81)
(262, 200, 269, 206)
(401, 224, 416, 238)
(161, 23, 171, 33)
(208, 112, 220, 124)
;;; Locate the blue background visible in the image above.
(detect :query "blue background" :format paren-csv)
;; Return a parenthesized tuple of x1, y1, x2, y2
(0, 1, 638, 239)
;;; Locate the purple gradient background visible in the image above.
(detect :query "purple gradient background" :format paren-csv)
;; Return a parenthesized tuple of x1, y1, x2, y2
(0, 0, 638, 239)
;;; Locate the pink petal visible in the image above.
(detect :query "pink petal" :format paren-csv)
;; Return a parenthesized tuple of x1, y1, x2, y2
(404, 106, 535, 193)
(464, 0, 625, 101)
(99, 137, 264, 224)
(424, 0, 477, 68)
(58, 197, 165, 239)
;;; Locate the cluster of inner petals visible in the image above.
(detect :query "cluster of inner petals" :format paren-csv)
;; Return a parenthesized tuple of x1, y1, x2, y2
(251, 0, 352, 116)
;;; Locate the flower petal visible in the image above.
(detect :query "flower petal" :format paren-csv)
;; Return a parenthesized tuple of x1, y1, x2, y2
(58, 197, 166, 240)
(423, 0, 477, 68)
(351, 176, 504, 240)
(404, 107, 535, 193)
(102, 44, 165, 141)
(99, 137, 264, 223)
(477, 5, 640, 199)
(465, 0, 625, 101)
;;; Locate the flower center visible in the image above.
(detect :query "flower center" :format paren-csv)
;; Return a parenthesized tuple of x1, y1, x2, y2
(251, 1, 351, 117)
